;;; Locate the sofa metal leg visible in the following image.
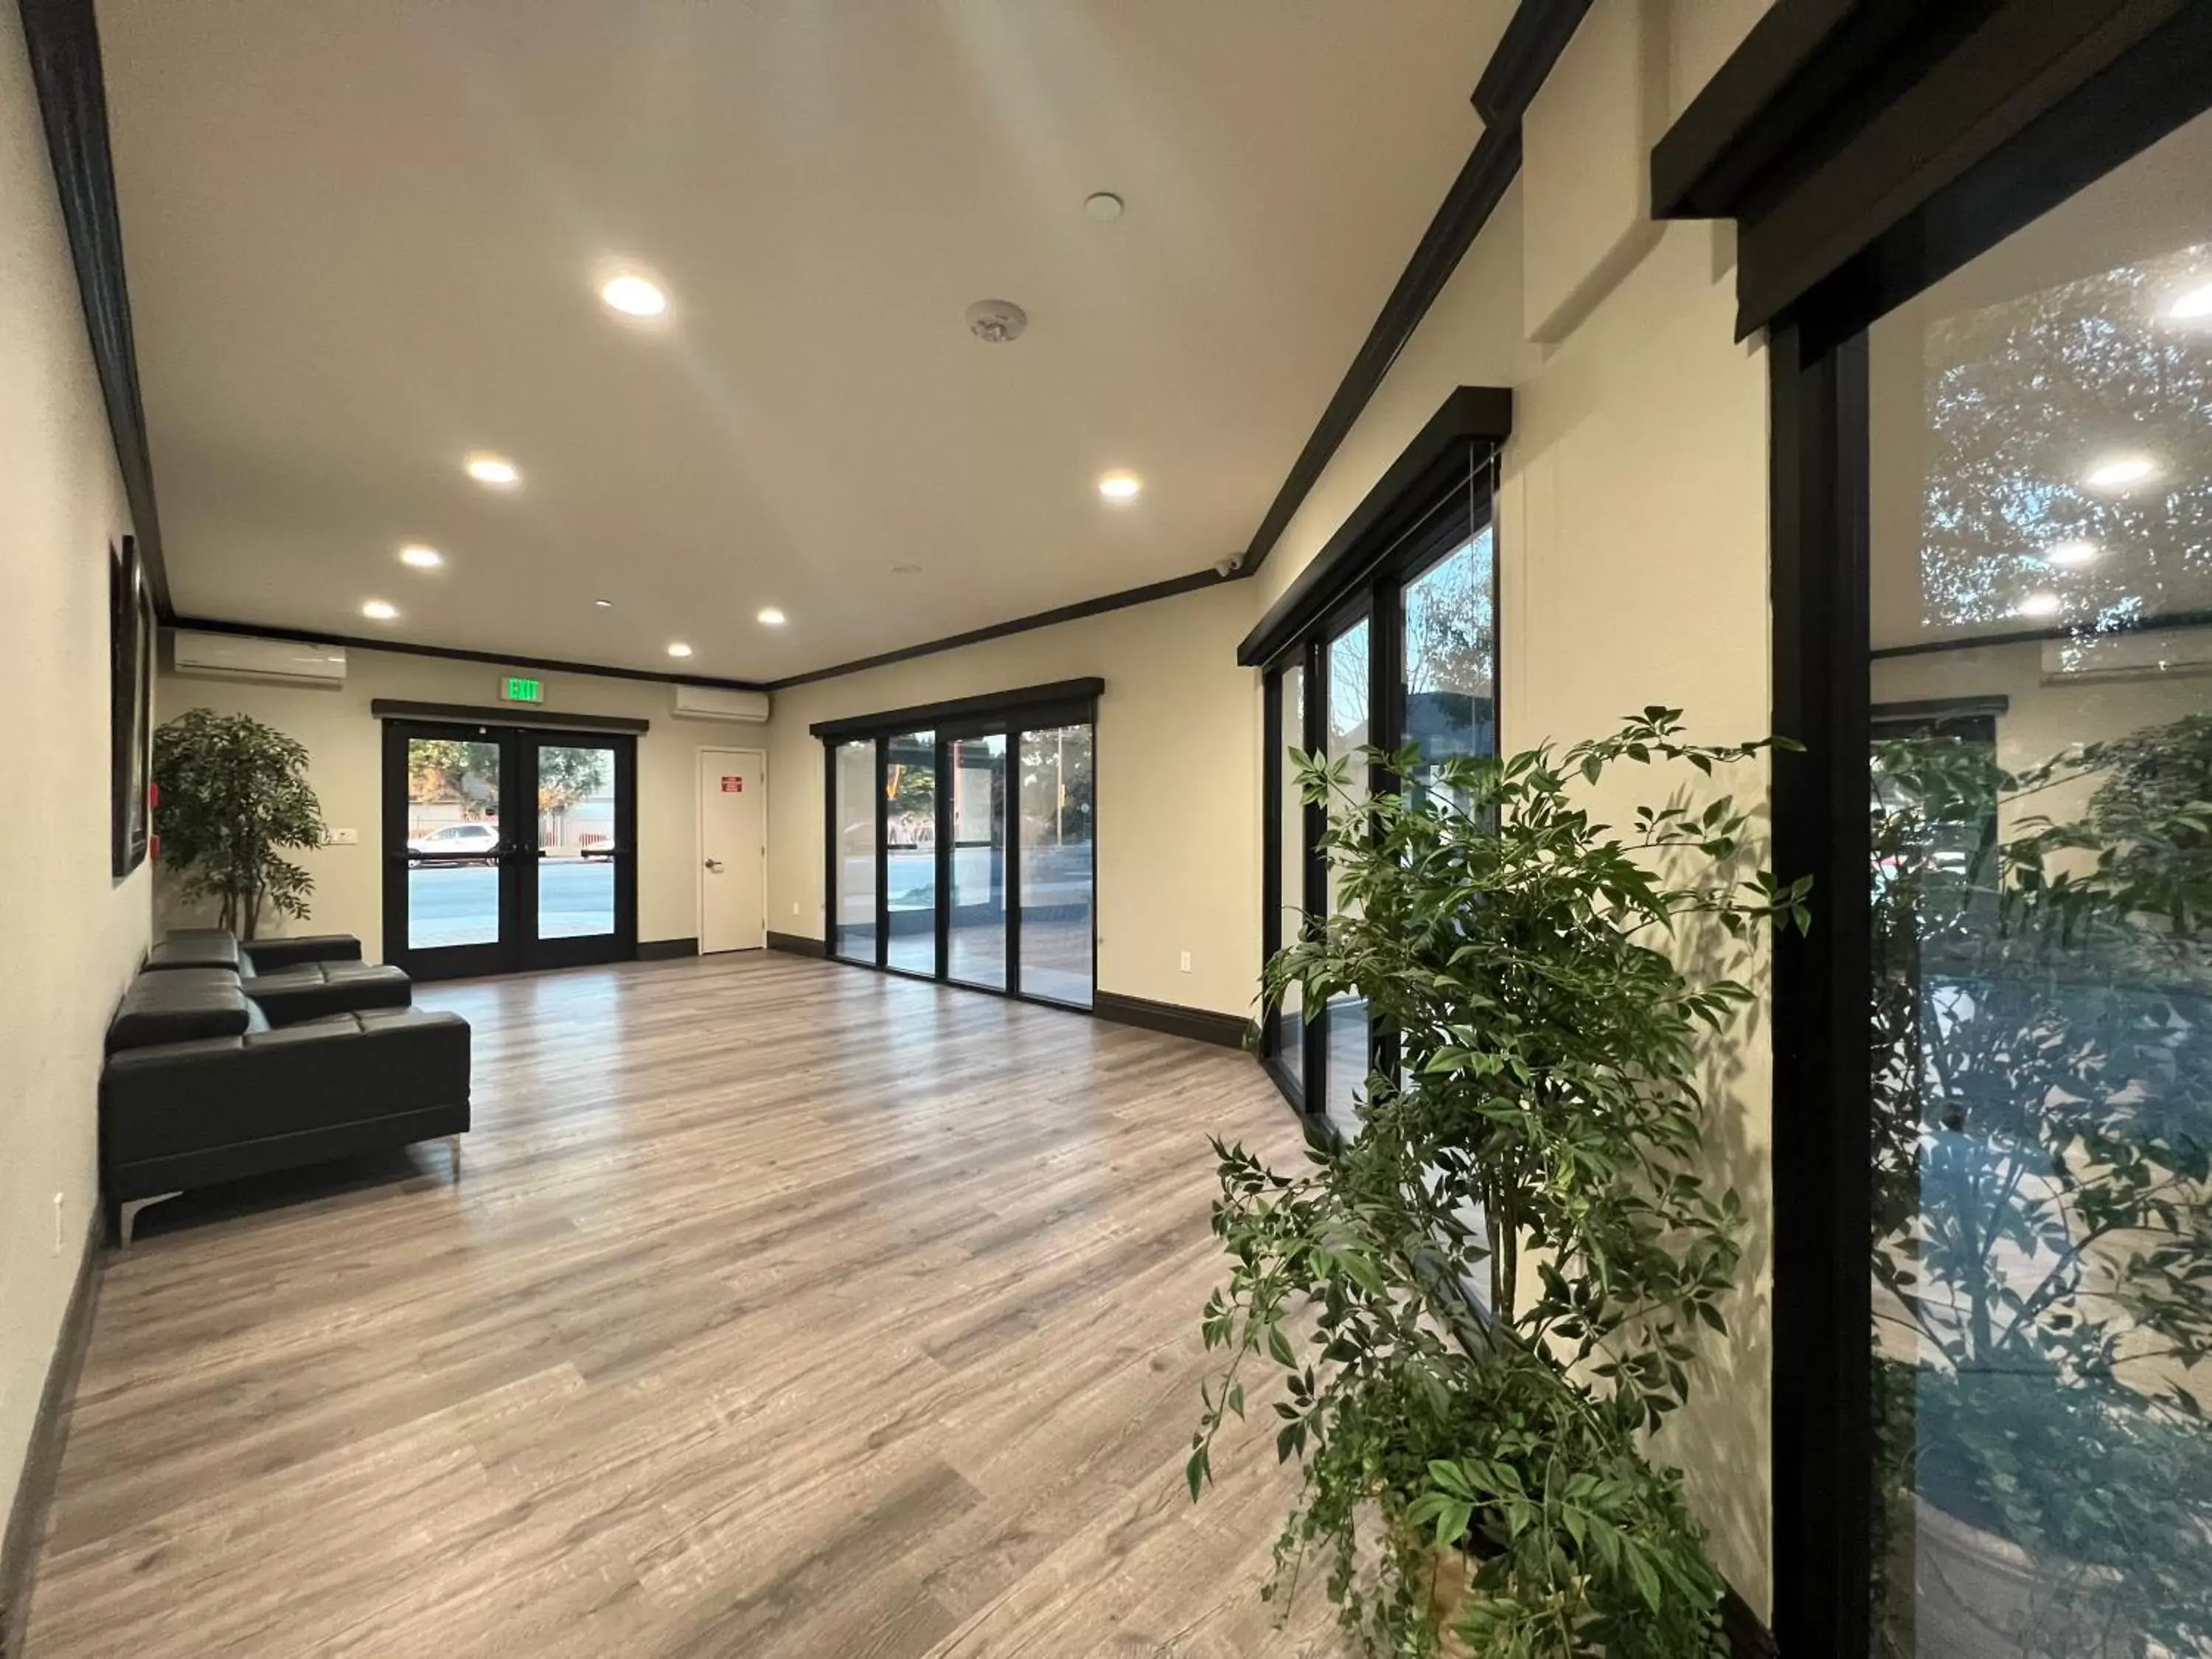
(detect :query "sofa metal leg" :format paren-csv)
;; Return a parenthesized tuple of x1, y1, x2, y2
(117, 1191, 181, 1249)
(447, 1134, 463, 1178)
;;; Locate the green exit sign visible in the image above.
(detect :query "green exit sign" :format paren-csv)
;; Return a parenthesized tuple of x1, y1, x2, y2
(501, 675, 545, 703)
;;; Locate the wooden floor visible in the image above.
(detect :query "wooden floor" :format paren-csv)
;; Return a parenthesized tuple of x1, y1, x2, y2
(24, 954, 1344, 1658)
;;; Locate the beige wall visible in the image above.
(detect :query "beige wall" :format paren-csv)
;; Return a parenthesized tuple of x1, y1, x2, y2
(0, 4, 153, 1536)
(153, 648, 764, 959)
(1248, 0, 1782, 1612)
(762, 581, 1262, 1019)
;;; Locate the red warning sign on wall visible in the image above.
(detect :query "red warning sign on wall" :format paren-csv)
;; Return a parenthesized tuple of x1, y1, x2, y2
(721, 776, 744, 793)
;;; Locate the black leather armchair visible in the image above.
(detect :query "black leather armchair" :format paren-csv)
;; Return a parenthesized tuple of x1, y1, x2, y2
(101, 969, 470, 1245)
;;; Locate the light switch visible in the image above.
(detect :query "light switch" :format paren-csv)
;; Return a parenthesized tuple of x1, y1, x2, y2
(327, 827, 359, 846)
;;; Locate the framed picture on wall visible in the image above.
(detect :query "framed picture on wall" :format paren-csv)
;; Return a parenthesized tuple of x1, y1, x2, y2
(109, 535, 153, 877)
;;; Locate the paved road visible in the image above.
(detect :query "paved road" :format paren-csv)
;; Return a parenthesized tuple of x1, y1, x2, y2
(407, 860, 611, 946)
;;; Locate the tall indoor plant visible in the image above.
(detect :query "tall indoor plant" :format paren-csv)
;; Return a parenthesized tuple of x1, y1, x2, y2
(1870, 720, 2212, 1656)
(1190, 709, 1808, 1658)
(153, 707, 325, 940)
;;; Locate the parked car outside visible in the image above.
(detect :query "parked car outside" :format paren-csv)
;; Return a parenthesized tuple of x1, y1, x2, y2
(408, 821, 501, 863)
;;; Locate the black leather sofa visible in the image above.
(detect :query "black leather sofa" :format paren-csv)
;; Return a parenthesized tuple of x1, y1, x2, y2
(101, 963, 470, 1246)
(142, 928, 413, 1025)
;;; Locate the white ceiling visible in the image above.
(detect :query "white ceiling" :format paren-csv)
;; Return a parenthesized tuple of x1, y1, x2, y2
(100, 0, 1507, 681)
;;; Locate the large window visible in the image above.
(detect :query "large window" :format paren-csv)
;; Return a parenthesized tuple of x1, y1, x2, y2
(1251, 417, 1504, 1129)
(1858, 113, 2212, 1658)
(818, 682, 1099, 1012)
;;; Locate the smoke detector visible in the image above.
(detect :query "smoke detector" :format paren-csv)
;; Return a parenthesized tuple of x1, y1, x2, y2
(966, 299, 1029, 344)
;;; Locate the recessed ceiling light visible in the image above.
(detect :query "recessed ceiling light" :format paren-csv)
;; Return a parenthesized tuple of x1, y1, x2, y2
(398, 544, 443, 568)
(2044, 540, 2100, 568)
(2169, 282, 2212, 321)
(2084, 454, 2156, 490)
(361, 599, 399, 621)
(1085, 191, 1124, 221)
(1098, 472, 1142, 502)
(594, 598, 614, 609)
(2017, 592, 2064, 619)
(666, 641, 693, 658)
(757, 607, 786, 627)
(600, 274, 667, 317)
(465, 454, 521, 487)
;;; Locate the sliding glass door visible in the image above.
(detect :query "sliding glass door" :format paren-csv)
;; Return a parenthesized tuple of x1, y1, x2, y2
(883, 729, 938, 976)
(948, 733, 1008, 990)
(1017, 724, 1094, 1007)
(818, 686, 1096, 1010)
(832, 740, 877, 964)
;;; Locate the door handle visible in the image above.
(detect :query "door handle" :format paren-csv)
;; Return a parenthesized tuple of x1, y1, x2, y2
(704, 858, 725, 872)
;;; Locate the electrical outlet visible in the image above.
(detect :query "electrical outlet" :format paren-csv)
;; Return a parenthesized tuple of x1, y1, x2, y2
(327, 827, 359, 846)
(52, 1192, 65, 1255)
(1180, 950, 1192, 973)
(791, 900, 800, 916)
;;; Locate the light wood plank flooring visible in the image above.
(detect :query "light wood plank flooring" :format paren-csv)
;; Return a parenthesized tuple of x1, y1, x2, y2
(24, 953, 1344, 1658)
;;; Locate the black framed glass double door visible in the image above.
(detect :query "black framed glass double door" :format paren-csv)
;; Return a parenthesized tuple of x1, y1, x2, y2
(381, 719, 637, 980)
(825, 692, 1096, 1009)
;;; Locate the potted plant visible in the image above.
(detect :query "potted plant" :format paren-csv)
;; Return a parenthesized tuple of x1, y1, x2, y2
(1869, 721, 2212, 1658)
(153, 707, 326, 940)
(1189, 709, 1808, 1658)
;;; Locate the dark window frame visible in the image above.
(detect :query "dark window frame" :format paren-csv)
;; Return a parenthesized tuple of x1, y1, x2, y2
(818, 686, 1099, 1014)
(379, 716, 639, 982)
(1256, 427, 1505, 1126)
(1656, 4, 2212, 1649)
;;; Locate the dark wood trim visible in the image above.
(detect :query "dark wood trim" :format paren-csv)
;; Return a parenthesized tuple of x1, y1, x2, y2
(1721, 1586, 1778, 1659)
(808, 679, 1105, 741)
(1870, 695, 2008, 723)
(1472, 0, 1596, 125)
(1093, 990, 1250, 1051)
(367, 699, 649, 734)
(1239, 388, 1510, 667)
(1238, 0, 1583, 580)
(18, 0, 170, 618)
(765, 573, 1218, 692)
(1237, 135, 1521, 579)
(637, 938, 700, 961)
(1, 1208, 100, 1658)
(1767, 323, 1876, 1659)
(765, 931, 826, 959)
(1648, 0, 1888, 221)
(1872, 605, 2212, 661)
(170, 616, 769, 694)
(1652, 0, 2212, 344)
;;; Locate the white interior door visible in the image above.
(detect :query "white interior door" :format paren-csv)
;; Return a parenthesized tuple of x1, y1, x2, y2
(698, 748, 766, 953)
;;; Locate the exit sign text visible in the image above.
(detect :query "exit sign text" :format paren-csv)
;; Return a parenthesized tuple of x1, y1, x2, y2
(501, 676, 546, 703)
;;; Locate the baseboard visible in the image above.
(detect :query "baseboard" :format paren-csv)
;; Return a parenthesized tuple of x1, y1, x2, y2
(1722, 1585, 1775, 1659)
(765, 931, 827, 959)
(1, 1212, 100, 1658)
(636, 938, 699, 961)
(1093, 990, 1251, 1050)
